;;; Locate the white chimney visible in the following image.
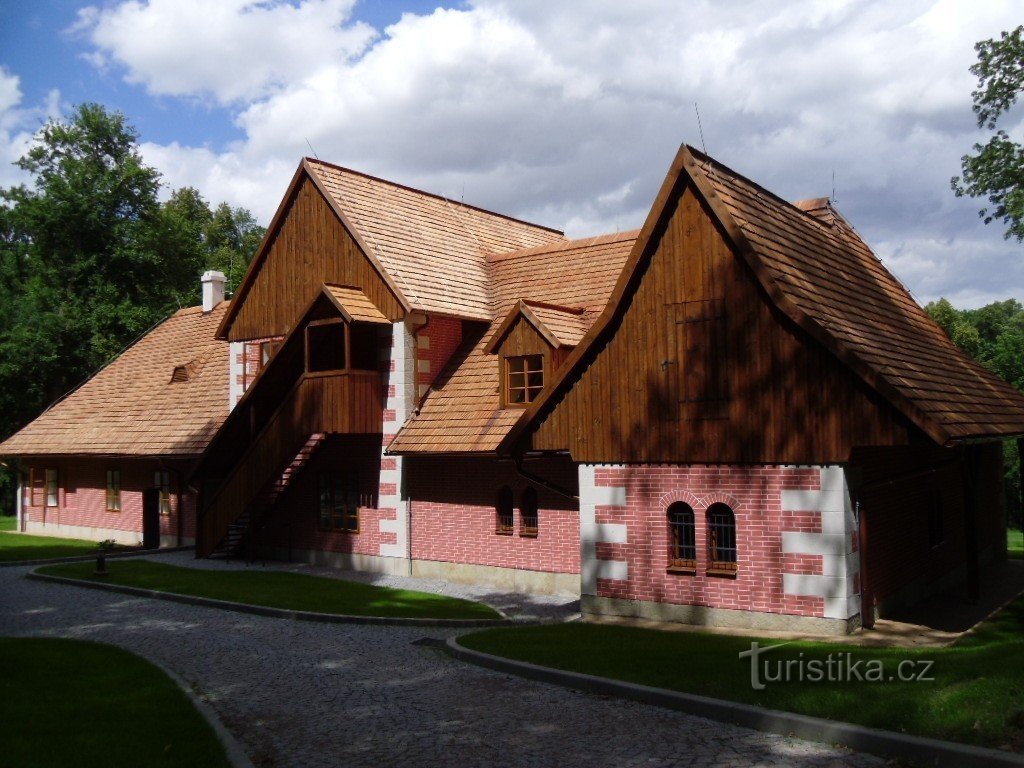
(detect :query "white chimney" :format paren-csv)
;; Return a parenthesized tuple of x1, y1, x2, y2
(201, 270, 226, 313)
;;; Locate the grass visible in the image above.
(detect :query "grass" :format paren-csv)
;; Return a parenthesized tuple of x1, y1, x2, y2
(1009, 528, 1023, 559)
(0, 521, 106, 562)
(461, 596, 1024, 751)
(0, 637, 230, 768)
(39, 559, 502, 620)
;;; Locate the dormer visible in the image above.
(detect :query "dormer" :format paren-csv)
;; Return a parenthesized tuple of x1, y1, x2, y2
(485, 300, 588, 408)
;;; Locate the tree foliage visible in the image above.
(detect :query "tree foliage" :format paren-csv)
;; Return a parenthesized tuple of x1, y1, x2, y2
(0, 104, 264, 513)
(952, 25, 1024, 241)
(926, 297, 1024, 522)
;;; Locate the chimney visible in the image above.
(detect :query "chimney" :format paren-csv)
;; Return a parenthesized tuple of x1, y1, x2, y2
(201, 270, 226, 313)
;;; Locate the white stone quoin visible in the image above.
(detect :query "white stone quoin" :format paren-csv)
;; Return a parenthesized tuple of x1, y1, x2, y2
(202, 270, 226, 313)
(578, 464, 629, 595)
(780, 465, 861, 621)
(378, 320, 416, 560)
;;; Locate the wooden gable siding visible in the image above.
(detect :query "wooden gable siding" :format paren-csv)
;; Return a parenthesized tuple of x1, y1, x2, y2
(229, 175, 403, 342)
(530, 182, 921, 464)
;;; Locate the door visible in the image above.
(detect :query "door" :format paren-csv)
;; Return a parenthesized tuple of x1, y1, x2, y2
(142, 488, 160, 550)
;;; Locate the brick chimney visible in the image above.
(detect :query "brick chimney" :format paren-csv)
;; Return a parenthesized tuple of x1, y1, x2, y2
(201, 270, 226, 313)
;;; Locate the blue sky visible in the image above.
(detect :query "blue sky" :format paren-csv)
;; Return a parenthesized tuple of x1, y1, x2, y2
(1, 0, 1022, 308)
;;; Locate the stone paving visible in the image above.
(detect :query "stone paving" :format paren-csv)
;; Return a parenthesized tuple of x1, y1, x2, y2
(1, 558, 884, 768)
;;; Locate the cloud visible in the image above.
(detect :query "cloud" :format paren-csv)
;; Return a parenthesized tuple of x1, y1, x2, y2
(0, 69, 61, 191)
(72, 0, 1024, 308)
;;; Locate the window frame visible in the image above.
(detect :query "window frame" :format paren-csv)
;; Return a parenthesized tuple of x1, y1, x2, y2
(317, 471, 361, 534)
(520, 486, 538, 537)
(44, 469, 59, 508)
(503, 354, 545, 407)
(154, 470, 172, 516)
(106, 469, 122, 513)
(495, 486, 514, 535)
(666, 502, 696, 573)
(706, 503, 738, 576)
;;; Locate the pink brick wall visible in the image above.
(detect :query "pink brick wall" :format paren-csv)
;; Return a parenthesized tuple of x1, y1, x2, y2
(594, 464, 826, 617)
(408, 455, 580, 574)
(417, 316, 462, 391)
(21, 458, 195, 544)
(238, 336, 285, 394)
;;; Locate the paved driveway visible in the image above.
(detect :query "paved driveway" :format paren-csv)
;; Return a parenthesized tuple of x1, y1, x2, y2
(1, 561, 882, 768)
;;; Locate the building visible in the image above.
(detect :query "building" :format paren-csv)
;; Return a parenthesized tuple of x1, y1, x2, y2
(0, 273, 231, 547)
(8, 144, 1024, 634)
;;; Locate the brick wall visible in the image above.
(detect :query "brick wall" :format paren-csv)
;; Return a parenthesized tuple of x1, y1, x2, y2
(415, 316, 463, 397)
(582, 464, 861, 620)
(21, 457, 195, 544)
(230, 335, 285, 409)
(407, 455, 580, 574)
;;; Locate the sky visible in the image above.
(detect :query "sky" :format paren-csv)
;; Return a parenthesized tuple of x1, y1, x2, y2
(1, 0, 1022, 308)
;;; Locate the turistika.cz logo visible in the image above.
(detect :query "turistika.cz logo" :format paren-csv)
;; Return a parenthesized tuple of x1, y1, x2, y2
(738, 642, 935, 690)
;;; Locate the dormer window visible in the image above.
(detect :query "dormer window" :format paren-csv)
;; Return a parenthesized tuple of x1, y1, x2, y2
(505, 354, 544, 405)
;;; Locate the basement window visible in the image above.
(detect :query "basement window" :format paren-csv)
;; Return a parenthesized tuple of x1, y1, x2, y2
(505, 354, 544, 406)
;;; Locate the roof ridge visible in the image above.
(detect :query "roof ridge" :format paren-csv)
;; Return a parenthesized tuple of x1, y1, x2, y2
(521, 299, 587, 314)
(305, 157, 564, 236)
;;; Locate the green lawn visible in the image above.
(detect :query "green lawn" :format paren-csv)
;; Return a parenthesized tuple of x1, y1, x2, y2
(40, 560, 502, 620)
(0, 637, 230, 768)
(1009, 528, 1023, 559)
(0, 525, 105, 562)
(461, 597, 1024, 750)
(0, 514, 15, 532)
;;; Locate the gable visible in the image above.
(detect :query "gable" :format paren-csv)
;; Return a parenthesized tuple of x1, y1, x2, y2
(527, 180, 922, 464)
(225, 172, 405, 342)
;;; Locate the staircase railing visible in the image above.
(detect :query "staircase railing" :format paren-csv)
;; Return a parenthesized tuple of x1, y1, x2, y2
(197, 371, 382, 557)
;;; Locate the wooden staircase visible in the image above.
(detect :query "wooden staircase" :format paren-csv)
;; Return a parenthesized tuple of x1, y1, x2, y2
(211, 432, 327, 559)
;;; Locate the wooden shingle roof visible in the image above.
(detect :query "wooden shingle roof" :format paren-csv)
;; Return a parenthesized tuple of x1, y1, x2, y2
(388, 232, 637, 454)
(324, 285, 390, 324)
(306, 160, 566, 321)
(0, 303, 230, 458)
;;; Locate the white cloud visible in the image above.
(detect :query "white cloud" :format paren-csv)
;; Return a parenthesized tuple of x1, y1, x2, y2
(72, 0, 1024, 308)
(0, 69, 61, 191)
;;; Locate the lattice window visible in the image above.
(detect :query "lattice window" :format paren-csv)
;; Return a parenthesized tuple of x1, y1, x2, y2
(667, 502, 696, 571)
(45, 469, 58, 508)
(496, 486, 514, 535)
(318, 472, 360, 533)
(520, 486, 538, 537)
(505, 355, 544, 405)
(154, 470, 172, 515)
(707, 503, 737, 574)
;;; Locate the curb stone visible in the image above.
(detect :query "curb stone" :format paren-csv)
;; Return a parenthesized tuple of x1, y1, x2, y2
(0, 545, 194, 568)
(26, 570, 512, 627)
(155, 662, 256, 768)
(445, 636, 1024, 768)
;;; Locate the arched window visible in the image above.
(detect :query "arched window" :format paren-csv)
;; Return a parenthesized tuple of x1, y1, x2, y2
(707, 503, 738, 574)
(667, 502, 696, 571)
(520, 487, 538, 537)
(496, 486, 514, 535)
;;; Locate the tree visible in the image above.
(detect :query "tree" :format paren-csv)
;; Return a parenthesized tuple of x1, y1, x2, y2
(952, 25, 1024, 241)
(0, 104, 263, 514)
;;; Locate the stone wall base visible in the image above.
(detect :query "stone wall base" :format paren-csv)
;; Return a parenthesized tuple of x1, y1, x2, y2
(584, 594, 861, 636)
(411, 559, 580, 597)
(24, 520, 142, 546)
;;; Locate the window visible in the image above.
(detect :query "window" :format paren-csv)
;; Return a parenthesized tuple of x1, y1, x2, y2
(505, 354, 544, 405)
(260, 340, 281, 367)
(496, 486, 514, 535)
(45, 469, 58, 508)
(928, 490, 944, 548)
(707, 503, 737, 574)
(348, 324, 379, 371)
(29, 469, 43, 507)
(318, 472, 360, 533)
(155, 470, 172, 515)
(106, 470, 121, 512)
(667, 502, 696, 571)
(520, 487, 538, 537)
(307, 321, 347, 372)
